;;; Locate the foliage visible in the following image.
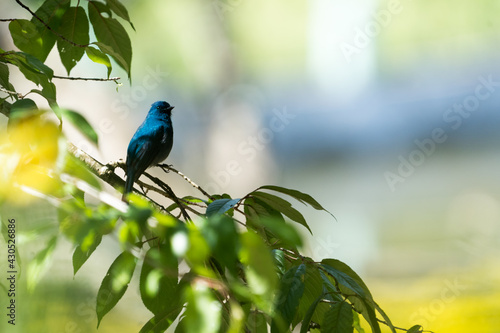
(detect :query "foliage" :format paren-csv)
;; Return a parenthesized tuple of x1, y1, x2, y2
(0, 1, 427, 333)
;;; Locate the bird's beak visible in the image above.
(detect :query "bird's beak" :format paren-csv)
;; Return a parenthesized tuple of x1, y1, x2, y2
(168, 106, 174, 112)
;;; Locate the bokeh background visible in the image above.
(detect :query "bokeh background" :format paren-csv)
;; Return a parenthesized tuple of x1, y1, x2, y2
(1, 0, 500, 332)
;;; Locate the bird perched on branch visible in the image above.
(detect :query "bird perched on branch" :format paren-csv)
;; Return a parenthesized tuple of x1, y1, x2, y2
(122, 101, 174, 201)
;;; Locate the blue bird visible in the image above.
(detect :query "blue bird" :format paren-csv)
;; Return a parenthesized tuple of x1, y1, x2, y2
(122, 101, 174, 201)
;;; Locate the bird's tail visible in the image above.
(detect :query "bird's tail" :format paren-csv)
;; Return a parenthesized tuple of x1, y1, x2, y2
(122, 169, 135, 202)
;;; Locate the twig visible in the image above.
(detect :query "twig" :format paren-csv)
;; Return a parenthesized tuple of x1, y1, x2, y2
(159, 164, 214, 200)
(142, 172, 192, 222)
(0, 86, 23, 99)
(53, 75, 120, 83)
(15, 0, 88, 48)
(0, 18, 16, 22)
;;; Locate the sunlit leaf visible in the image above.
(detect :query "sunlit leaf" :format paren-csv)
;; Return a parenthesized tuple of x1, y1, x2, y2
(96, 251, 137, 327)
(72, 234, 102, 275)
(31, 0, 70, 61)
(9, 19, 44, 61)
(140, 244, 179, 316)
(240, 231, 278, 313)
(62, 153, 102, 190)
(86, 46, 112, 78)
(201, 215, 239, 275)
(27, 236, 57, 291)
(184, 283, 221, 333)
(58, 108, 98, 144)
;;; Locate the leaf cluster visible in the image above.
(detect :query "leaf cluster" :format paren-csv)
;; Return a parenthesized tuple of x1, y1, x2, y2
(0, 2, 429, 333)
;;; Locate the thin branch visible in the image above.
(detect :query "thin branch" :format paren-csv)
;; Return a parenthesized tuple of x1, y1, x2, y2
(142, 172, 192, 222)
(0, 18, 16, 22)
(0, 86, 23, 99)
(53, 75, 121, 83)
(15, 0, 88, 48)
(159, 164, 214, 200)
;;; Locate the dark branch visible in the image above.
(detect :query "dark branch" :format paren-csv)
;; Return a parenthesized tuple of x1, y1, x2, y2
(159, 164, 214, 200)
(53, 75, 121, 83)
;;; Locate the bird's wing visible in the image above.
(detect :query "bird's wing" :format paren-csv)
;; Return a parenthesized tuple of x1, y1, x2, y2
(126, 124, 166, 179)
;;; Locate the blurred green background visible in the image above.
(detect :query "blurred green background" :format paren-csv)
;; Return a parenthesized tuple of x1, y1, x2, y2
(1, 0, 500, 332)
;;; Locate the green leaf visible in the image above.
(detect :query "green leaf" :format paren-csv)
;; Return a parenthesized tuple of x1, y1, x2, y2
(258, 185, 334, 217)
(299, 294, 322, 333)
(184, 283, 221, 333)
(2, 52, 57, 108)
(257, 218, 303, 248)
(272, 264, 306, 332)
(407, 325, 423, 333)
(320, 262, 368, 298)
(321, 258, 396, 333)
(62, 153, 102, 190)
(9, 20, 45, 61)
(27, 236, 57, 291)
(9, 98, 38, 117)
(251, 191, 312, 234)
(23, 52, 55, 80)
(201, 215, 240, 275)
(322, 301, 354, 333)
(352, 311, 366, 333)
(206, 198, 240, 216)
(0, 99, 12, 117)
(139, 308, 184, 333)
(86, 46, 112, 78)
(105, 0, 135, 30)
(88, 1, 132, 78)
(96, 251, 137, 327)
(59, 108, 98, 144)
(72, 234, 102, 275)
(319, 265, 380, 333)
(31, 0, 71, 61)
(227, 300, 246, 333)
(0, 64, 16, 100)
(140, 244, 179, 316)
(239, 231, 278, 313)
(294, 264, 339, 328)
(272, 249, 287, 278)
(246, 310, 268, 333)
(57, 6, 90, 74)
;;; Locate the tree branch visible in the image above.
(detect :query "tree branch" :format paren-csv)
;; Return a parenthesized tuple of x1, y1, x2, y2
(0, 86, 23, 99)
(53, 75, 121, 83)
(67, 143, 169, 213)
(159, 164, 214, 200)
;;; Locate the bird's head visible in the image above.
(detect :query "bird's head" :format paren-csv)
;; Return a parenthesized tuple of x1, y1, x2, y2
(150, 101, 174, 116)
